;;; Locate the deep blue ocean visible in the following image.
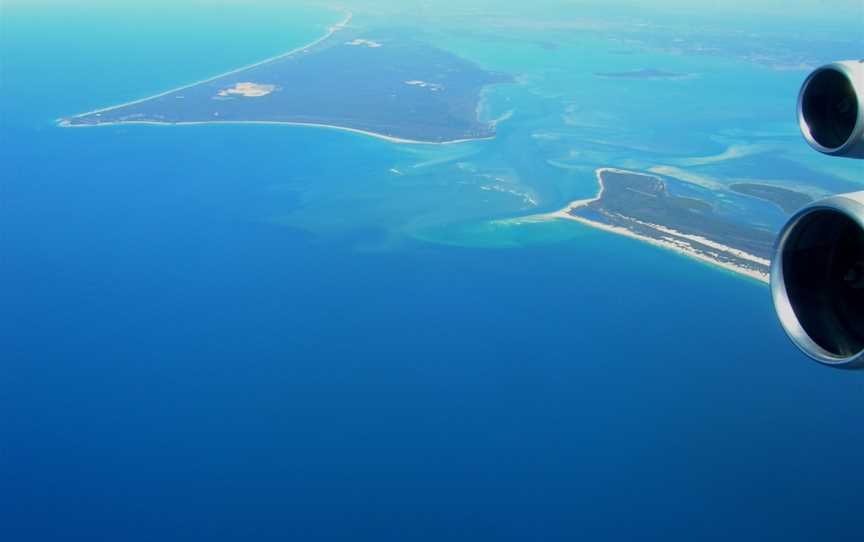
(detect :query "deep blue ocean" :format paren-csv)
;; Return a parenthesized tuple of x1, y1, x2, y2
(2, 2, 864, 541)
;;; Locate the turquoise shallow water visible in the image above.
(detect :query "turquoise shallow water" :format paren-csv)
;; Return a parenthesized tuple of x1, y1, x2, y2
(2, 2, 864, 540)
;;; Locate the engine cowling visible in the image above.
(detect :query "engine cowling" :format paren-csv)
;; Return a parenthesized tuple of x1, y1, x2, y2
(797, 60, 864, 158)
(771, 192, 864, 368)
(770, 61, 864, 368)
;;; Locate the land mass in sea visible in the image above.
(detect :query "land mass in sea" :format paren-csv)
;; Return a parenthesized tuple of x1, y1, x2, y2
(729, 182, 813, 213)
(59, 13, 512, 144)
(514, 168, 775, 283)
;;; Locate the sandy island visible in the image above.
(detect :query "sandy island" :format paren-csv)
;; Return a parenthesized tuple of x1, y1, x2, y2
(514, 168, 770, 283)
(57, 11, 500, 146)
(58, 12, 353, 124)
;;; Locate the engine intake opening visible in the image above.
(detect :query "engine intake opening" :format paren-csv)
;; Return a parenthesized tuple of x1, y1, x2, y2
(800, 68, 859, 151)
(782, 209, 864, 359)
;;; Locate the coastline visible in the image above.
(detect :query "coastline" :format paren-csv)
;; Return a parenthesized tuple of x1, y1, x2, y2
(525, 168, 771, 284)
(56, 119, 493, 146)
(57, 10, 495, 146)
(57, 12, 354, 124)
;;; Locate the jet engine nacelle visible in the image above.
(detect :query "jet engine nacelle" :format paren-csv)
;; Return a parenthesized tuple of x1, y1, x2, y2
(797, 60, 864, 158)
(771, 61, 864, 368)
(771, 192, 864, 367)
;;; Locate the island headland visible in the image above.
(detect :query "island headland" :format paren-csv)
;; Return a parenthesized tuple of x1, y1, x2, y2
(59, 13, 512, 144)
(535, 168, 774, 282)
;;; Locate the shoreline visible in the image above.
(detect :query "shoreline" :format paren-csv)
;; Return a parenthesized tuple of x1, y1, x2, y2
(57, 11, 354, 124)
(529, 168, 771, 284)
(57, 10, 495, 146)
(56, 119, 493, 146)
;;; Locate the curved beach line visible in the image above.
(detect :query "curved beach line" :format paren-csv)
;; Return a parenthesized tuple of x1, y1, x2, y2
(58, 11, 353, 122)
(57, 10, 495, 146)
(57, 119, 493, 146)
(516, 168, 770, 283)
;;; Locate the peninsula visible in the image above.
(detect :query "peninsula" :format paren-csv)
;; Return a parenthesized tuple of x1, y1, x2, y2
(531, 169, 774, 282)
(59, 14, 512, 144)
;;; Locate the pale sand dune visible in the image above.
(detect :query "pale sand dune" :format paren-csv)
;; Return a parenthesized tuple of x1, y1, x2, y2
(346, 38, 382, 48)
(216, 82, 277, 98)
